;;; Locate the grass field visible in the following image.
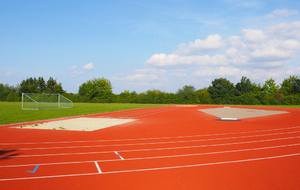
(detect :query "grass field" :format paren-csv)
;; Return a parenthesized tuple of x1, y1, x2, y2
(1, 102, 299, 125)
(0, 102, 167, 125)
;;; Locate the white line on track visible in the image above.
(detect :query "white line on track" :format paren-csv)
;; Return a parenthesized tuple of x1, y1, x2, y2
(5, 135, 300, 158)
(14, 130, 300, 150)
(1, 126, 299, 145)
(94, 161, 102, 174)
(1, 152, 300, 181)
(2, 141, 300, 168)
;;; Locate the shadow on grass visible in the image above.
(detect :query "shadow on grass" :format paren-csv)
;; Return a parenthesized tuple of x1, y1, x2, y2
(0, 149, 20, 160)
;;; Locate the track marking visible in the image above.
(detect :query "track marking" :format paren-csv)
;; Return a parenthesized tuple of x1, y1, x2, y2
(2, 126, 300, 145)
(14, 130, 300, 150)
(1, 152, 300, 181)
(26, 165, 39, 173)
(94, 161, 102, 174)
(3, 135, 300, 159)
(2, 141, 300, 168)
(115, 151, 124, 160)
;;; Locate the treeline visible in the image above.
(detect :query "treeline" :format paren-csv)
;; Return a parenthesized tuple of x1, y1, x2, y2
(0, 77, 64, 102)
(1, 76, 300, 105)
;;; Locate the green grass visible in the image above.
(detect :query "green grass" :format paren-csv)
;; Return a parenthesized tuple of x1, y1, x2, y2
(1, 102, 299, 125)
(0, 102, 167, 125)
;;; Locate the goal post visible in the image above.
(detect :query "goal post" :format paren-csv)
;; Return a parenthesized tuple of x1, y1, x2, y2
(22, 93, 73, 110)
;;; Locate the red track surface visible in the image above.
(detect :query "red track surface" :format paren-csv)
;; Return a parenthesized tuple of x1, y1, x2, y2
(1, 105, 300, 189)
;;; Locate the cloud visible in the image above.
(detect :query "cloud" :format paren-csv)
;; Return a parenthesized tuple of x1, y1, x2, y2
(113, 68, 167, 82)
(266, 21, 300, 39)
(193, 66, 245, 77)
(146, 53, 228, 67)
(173, 35, 226, 55)
(71, 70, 83, 77)
(115, 21, 300, 93)
(266, 9, 298, 19)
(3, 72, 14, 77)
(70, 65, 78, 70)
(242, 29, 267, 43)
(82, 62, 97, 70)
(73, 71, 83, 75)
(172, 69, 187, 77)
(146, 27, 300, 74)
(226, 29, 300, 66)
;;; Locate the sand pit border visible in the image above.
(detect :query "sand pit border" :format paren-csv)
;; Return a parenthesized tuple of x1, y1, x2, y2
(13, 117, 136, 131)
(198, 107, 289, 119)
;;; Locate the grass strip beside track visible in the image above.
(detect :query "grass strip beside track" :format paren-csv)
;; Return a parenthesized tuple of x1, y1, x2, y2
(0, 102, 167, 125)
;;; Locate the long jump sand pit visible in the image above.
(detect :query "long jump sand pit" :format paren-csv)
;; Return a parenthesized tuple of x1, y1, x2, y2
(198, 107, 289, 119)
(15, 117, 136, 131)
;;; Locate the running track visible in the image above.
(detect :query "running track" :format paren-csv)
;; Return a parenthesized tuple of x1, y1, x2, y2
(0, 105, 300, 189)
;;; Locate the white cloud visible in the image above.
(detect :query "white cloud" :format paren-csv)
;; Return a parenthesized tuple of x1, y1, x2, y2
(266, 9, 298, 19)
(226, 30, 300, 66)
(146, 29, 300, 68)
(70, 65, 78, 70)
(172, 69, 187, 77)
(266, 21, 300, 39)
(146, 53, 228, 67)
(193, 66, 245, 77)
(242, 29, 267, 43)
(71, 70, 83, 77)
(3, 72, 14, 77)
(82, 62, 97, 70)
(173, 35, 226, 56)
(73, 71, 83, 75)
(248, 69, 282, 80)
(115, 22, 300, 93)
(113, 68, 167, 82)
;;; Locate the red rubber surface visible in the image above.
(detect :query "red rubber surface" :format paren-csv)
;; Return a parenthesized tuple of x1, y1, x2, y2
(1, 105, 300, 189)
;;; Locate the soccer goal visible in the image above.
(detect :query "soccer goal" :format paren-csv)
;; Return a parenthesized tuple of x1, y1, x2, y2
(22, 93, 73, 110)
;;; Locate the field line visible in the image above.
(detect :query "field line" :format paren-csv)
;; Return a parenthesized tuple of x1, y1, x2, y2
(5, 135, 300, 159)
(2, 126, 300, 145)
(1, 152, 300, 181)
(14, 130, 300, 150)
(2, 141, 300, 168)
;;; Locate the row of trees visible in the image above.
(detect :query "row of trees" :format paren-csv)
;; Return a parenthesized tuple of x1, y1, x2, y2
(1, 76, 300, 105)
(0, 77, 64, 102)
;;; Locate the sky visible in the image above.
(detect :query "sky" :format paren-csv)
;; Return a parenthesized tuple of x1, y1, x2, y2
(1, 0, 300, 94)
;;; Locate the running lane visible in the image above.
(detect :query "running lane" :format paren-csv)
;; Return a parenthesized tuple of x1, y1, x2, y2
(1, 105, 300, 189)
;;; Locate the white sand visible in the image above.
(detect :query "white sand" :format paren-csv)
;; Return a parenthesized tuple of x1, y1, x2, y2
(15, 117, 136, 131)
(198, 107, 289, 119)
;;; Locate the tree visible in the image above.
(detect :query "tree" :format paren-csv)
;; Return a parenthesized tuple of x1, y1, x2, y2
(280, 75, 300, 95)
(78, 78, 113, 101)
(176, 85, 199, 104)
(236, 76, 253, 94)
(53, 83, 64, 94)
(37, 77, 46, 93)
(262, 78, 279, 94)
(18, 77, 38, 94)
(46, 77, 57, 93)
(207, 78, 239, 104)
(195, 88, 211, 104)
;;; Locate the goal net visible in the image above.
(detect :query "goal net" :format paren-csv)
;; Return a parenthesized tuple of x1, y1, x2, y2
(22, 93, 73, 110)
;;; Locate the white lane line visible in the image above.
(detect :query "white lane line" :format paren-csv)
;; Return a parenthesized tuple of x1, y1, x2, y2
(1, 152, 300, 181)
(15, 130, 300, 150)
(94, 161, 102, 174)
(115, 151, 124, 160)
(3, 135, 300, 159)
(2, 141, 300, 168)
(1, 126, 299, 145)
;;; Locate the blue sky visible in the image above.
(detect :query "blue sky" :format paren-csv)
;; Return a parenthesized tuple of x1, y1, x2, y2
(1, 0, 300, 94)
